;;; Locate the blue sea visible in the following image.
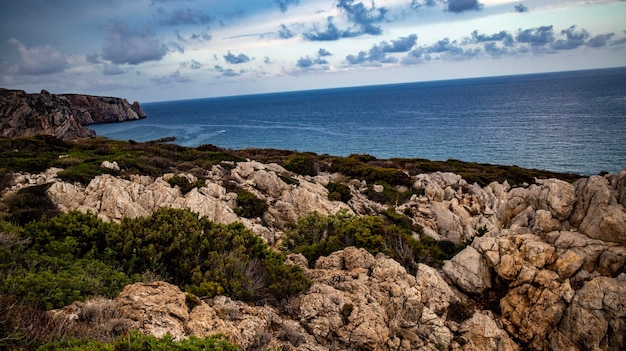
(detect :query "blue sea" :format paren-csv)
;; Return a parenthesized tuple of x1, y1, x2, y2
(92, 67, 626, 176)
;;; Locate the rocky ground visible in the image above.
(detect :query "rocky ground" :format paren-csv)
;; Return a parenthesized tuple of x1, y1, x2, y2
(6, 160, 626, 351)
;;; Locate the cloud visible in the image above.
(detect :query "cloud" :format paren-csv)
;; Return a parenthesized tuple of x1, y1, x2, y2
(213, 65, 243, 77)
(275, 0, 299, 13)
(514, 4, 528, 13)
(278, 24, 295, 39)
(411, 0, 437, 9)
(337, 0, 388, 36)
(447, 0, 483, 13)
(150, 70, 192, 86)
(190, 28, 212, 41)
(102, 20, 169, 65)
(8, 38, 68, 75)
(318, 48, 332, 57)
(102, 63, 126, 75)
(303, 17, 343, 41)
(296, 48, 332, 69)
(86, 53, 102, 64)
(468, 30, 514, 46)
(223, 51, 251, 64)
(551, 25, 589, 50)
(515, 25, 554, 46)
(180, 59, 202, 69)
(345, 34, 417, 65)
(154, 7, 212, 25)
(586, 33, 614, 47)
(484, 42, 508, 56)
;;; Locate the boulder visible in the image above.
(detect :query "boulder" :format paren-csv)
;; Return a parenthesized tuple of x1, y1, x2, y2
(570, 176, 626, 243)
(443, 246, 491, 294)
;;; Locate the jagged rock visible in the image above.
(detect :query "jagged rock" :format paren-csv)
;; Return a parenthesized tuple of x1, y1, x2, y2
(115, 282, 189, 340)
(453, 311, 520, 351)
(570, 175, 626, 243)
(0, 88, 95, 139)
(443, 246, 492, 294)
(550, 274, 626, 351)
(62, 93, 146, 125)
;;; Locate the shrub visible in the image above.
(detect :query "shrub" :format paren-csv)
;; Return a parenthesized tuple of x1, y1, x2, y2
(38, 331, 239, 351)
(233, 189, 268, 218)
(57, 162, 112, 184)
(326, 182, 352, 202)
(167, 175, 205, 195)
(3, 184, 62, 226)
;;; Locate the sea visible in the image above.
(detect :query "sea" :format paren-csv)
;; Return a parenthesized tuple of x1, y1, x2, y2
(91, 67, 626, 176)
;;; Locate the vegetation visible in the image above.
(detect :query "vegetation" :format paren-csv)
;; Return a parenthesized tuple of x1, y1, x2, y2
(38, 331, 239, 351)
(282, 211, 465, 272)
(325, 181, 351, 202)
(166, 175, 206, 195)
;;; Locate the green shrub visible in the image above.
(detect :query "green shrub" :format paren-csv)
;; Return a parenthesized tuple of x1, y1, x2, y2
(3, 184, 62, 226)
(284, 154, 320, 176)
(167, 175, 205, 195)
(326, 182, 352, 202)
(330, 156, 412, 187)
(38, 331, 239, 351)
(57, 162, 112, 184)
(233, 189, 268, 218)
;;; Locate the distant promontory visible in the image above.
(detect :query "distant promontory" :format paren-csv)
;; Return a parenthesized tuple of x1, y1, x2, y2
(0, 88, 146, 140)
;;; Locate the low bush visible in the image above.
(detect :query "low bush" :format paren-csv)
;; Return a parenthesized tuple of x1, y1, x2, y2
(233, 189, 269, 219)
(167, 175, 205, 195)
(38, 331, 239, 351)
(2, 184, 62, 226)
(326, 182, 352, 202)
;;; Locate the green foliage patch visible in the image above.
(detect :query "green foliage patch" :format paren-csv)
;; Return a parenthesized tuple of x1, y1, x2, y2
(38, 331, 239, 351)
(282, 211, 464, 272)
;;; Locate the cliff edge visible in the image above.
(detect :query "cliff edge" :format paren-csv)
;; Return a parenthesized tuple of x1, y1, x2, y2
(0, 88, 146, 139)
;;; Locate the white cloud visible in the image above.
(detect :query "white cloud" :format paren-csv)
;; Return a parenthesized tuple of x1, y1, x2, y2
(8, 38, 68, 75)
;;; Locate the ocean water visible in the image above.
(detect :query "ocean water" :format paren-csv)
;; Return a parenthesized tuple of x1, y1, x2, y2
(91, 67, 626, 176)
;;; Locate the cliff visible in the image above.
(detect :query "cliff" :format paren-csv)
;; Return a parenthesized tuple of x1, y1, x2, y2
(9, 155, 626, 350)
(0, 88, 94, 139)
(0, 88, 146, 139)
(62, 93, 146, 125)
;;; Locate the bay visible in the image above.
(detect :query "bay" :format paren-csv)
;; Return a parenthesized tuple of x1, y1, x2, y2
(91, 67, 626, 176)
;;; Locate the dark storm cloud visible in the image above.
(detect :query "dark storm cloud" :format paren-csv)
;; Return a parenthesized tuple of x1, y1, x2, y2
(8, 38, 68, 75)
(586, 33, 614, 47)
(337, 0, 388, 36)
(551, 25, 589, 50)
(447, 0, 483, 13)
(278, 24, 295, 39)
(102, 20, 169, 65)
(345, 34, 417, 65)
(515, 25, 554, 46)
(223, 51, 251, 64)
(275, 0, 299, 13)
(514, 4, 528, 13)
(153, 7, 213, 25)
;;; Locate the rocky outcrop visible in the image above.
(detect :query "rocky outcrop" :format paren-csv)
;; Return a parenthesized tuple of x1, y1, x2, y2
(62, 94, 146, 125)
(10, 158, 626, 350)
(0, 88, 146, 139)
(0, 88, 95, 139)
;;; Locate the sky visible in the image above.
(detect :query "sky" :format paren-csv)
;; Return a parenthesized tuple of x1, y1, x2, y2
(0, 0, 625, 102)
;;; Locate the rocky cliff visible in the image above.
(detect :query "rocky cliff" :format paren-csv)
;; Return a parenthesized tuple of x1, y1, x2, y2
(0, 88, 146, 139)
(9, 162, 626, 350)
(0, 88, 94, 139)
(62, 93, 146, 125)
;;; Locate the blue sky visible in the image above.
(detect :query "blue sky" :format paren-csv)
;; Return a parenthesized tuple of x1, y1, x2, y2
(1, 0, 624, 102)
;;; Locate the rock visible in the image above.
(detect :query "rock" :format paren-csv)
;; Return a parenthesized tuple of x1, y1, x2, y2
(115, 282, 189, 340)
(443, 246, 492, 294)
(0, 88, 95, 139)
(528, 178, 576, 221)
(100, 160, 120, 171)
(431, 202, 464, 244)
(570, 176, 626, 243)
(550, 274, 626, 351)
(62, 93, 147, 125)
(454, 311, 520, 351)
